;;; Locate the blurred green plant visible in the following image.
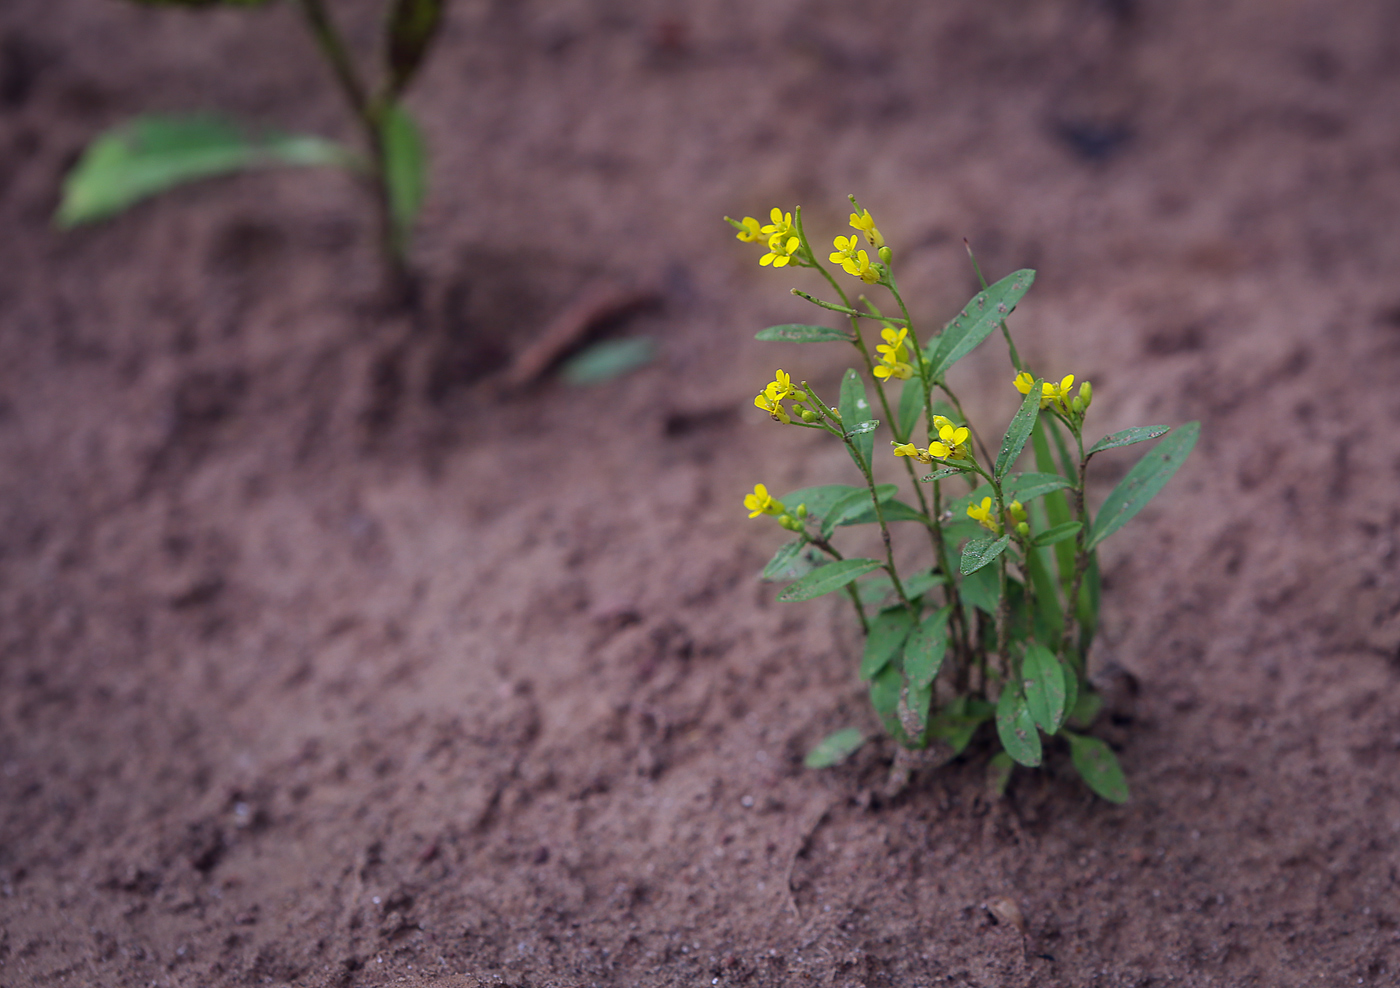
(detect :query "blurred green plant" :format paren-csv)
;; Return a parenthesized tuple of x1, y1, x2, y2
(733, 198, 1198, 802)
(57, 0, 445, 298)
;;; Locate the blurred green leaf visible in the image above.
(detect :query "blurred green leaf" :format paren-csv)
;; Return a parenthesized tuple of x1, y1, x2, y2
(560, 337, 655, 385)
(959, 563, 1000, 615)
(822, 484, 896, 537)
(1032, 521, 1082, 547)
(779, 484, 864, 522)
(948, 473, 1072, 518)
(1065, 732, 1129, 803)
(1087, 425, 1170, 458)
(869, 662, 903, 720)
(380, 102, 427, 244)
(928, 697, 994, 755)
(1021, 643, 1066, 735)
(960, 534, 1009, 576)
(902, 568, 945, 601)
(760, 540, 815, 582)
(836, 497, 928, 529)
(1060, 664, 1080, 733)
(995, 381, 1042, 479)
(839, 369, 875, 471)
(926, 269, 1036, 380)
(777, 558, 882, 602)
(986, 751, 1015, 797)
(385, 0, 446, 98)
(1087, 422, 1199, 549)
(57, 114, 356, 227)
(897, 376, 924, 439)
(1033, 421, 1077, 584)
(755, 323, 852, 343)
(904, 606, 951, 688)
(804, 727, 865, 769)
(996, 686, 1042, 767)
(1069, 688, 1103, 728)
(860, 607, 915, 680)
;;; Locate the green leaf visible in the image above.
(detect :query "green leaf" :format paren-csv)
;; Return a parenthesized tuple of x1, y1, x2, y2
(995, 687, 1042, 767)
(822, 485, 896, 537)
(926, 269, 1036, 380)
(1087, 425, 1170, 457)
(1060, 665, 1080, 733)
(380, 103, 427, 244)
(1021, 643, 1066, 734)
(56, 114, 355, 227)
(761, 540, 815, 582)
(860, 607, 915, 681)
(385, 0, 447, 97)
(856, 574, 894, 606)
(897, 377, 924, 439)
(846, 419, 880, 437)
(904, 606, 951, 688)
(902, 568, 946, 601)
(1068, 688, 1103, 728)
(836, 497, 928, 529)
(839, 369, 875, 471)
(869, 663, 903, 719)
(1078, 551, 1101, 643)
(995, 381, 1043, 479)
(959, 563, 1000, 615)
(778, 558, 883, 602)
(986, 751, 1015, 797)
(1065, 732, 1129, 803)
(922, 467, 963, 483)
(560, 337, 655, 385)
(1032, 521, 1082, 547)
(960, 534, 1010, 575)
(1032, 421, 1077, 584)
(1023, 543, 1063, 638)
(755, 323, 852, 343)
(1087, 422, 1199, 550)
(804, 727, 865, 769)
(779, 485, 864, 522)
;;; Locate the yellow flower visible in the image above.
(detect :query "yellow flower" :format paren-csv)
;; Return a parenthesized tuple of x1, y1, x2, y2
(764, 369, 797, 402)
(873, 359, 913, 381)
(733, 216, 764, 243)
(760, 207, 794, 243)
(891, 441, 932, 464)
(968, 496, 1000, 533)
(744, 483, 786, 519)
(850, 209, 884, 249)
(927, 421, 970, 459)
(760, 235, 801, 268)
(829, 234, 860, 266)
(1015, 371, 1077, 411)
(754, 391, 791, 424)
(875, 327, 910, 364)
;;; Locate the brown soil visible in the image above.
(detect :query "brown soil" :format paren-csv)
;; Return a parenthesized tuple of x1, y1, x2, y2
(4, 1, 1400, 985)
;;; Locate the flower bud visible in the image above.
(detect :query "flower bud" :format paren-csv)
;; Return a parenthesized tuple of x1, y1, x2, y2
(1071, 396, 1085, 414)
(796, 503, 808, 519)
(1009, 500, 1027, 523)
(1079, 380, 1092, 406)
(778, 514, 797, 531)
(801, 409, 818, 423)
(1016, 521, 1030, 538)
(878, 246, 892, 265)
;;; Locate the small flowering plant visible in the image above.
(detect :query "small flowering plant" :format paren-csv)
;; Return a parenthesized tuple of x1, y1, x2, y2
(728, 198, 1198, 802)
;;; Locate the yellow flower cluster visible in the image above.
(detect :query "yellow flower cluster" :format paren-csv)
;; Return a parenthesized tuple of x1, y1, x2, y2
(829, 209, 885, 284)
(967, 496, 1000, 534)
(753, 369, 807, 424)
(733, 208, 802, 268)
(872, 327, 914, 381)
(891, 415, 970, 464)
(1014, 371, 1092, 416)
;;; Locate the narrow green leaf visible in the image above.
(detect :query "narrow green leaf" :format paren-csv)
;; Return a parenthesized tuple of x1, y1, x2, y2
(761, 540, 813, 582)
(777, 558, 883, 602)
(1069, 688, 1103, 728)
(846, 419, 880, 437)
(1078, 552, 1102, 643)
(927, 269, 1037, 380)
(380, 103, 427, 243)
(385, 0, 446, 97)
(1087, 425, 1170, 457)
(947, 473, 1072, 518)
(986, 751, 1015, 797)
(1021, 643, 1066, 734)
(822, 484, 896, 537)
(1032, 521, 1082, 547)
(856, 574, 894, 606)
(839, 369, 875, 471)
(904, 606, 951, 687)
(897, 376, 924, 440)
(995, 380, 1043, 479)
(960, 534, 1010, 575)
(922, 467, 963, 483)
(860, 607, 915, 681)
(995, 687, 1043, 767)
(1023, 539, 1063, 637)
(755, 323, 853, 343)
(1065, 732, 1129, 803)
(869, 663, 903, 719)
(57, 114, 355, 227)
(1032, 421, 1077, 584)
(560, 337, 655, 384)
(779, 485, 864, 522)
(1059, 665, 1080, 733)
(1087, 422, 1199, 549)
(804, 728, 865, 769)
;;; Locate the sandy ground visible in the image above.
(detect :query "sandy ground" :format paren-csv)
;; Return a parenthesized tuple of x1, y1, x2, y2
(3, 0, 1400, 985)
